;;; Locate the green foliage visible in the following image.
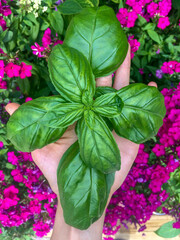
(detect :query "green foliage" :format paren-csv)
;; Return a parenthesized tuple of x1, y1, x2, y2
(57, 141, 115, 229)
(58, 0, 99, 15)
(77, 111, 121, 173)
(96, 84, 166, 143)
(48, 10, 64, 34)
(155, 221, 180, 238)
(6, 96, 69, 152)
(48, 45, 95, 103)
(64, 6, 128, 77)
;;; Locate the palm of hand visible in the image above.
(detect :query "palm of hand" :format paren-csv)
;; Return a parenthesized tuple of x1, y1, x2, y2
(32, 126, 139, 196)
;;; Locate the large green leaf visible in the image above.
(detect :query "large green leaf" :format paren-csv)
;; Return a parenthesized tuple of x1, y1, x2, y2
(48, 44, 95, 103)
(93, 92, 124, 118)
(57, 141, 115, 229)
(111, 84, 166, 143)
(155, 221, 180, 238)
(64, 6, 128, 78)
(58, 0, 99, 15)
(6, 96, 83, 152)
(77, 111, 120, 173)
(48, 10, 64, 34)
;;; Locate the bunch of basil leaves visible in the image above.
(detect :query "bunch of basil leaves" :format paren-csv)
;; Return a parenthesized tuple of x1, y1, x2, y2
(6, 6, 166, 229)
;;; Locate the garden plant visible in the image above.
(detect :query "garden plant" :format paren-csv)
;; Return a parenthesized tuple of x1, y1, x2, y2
(0, 0, 179, 239)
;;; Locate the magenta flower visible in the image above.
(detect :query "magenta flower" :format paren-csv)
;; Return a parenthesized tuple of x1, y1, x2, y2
(19, 62, 32, 79)
(173, 222, 180, 229)
(161, 62, 174, 74)
(0, 80, 7, 89)
(54, 39, 63, 46)
(147, 2, 158, 17)
(31, 43, 45, 57)
(4, 62, 21, 78)
(0, 60, 4, 79)
(175, 62, 180, 73)
(42, 28, 52, 48)
(7, 151, 19, 165)
(0, 141, 3, 148)
(0, 170, 5, 181)
(0, 16, 6, 31)
(157, 17, 170, 29)
(25, 97, 33, 102)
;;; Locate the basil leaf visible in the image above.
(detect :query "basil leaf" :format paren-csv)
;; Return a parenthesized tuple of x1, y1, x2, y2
(93, 92, 124, 118)
(6, 96, 73, 152)
(64, 6, 128, 78)
(112, 84, 166, 143)
(94, 86, 116, 99)
(77, 110, 120, 173)
(48, 44, 95, 103)
(48, 10, 64, 35)
(57, 141, 115, 230)
(58, 0, 99, 15)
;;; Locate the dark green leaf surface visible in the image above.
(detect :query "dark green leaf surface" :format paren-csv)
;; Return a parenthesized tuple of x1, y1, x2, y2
(77, 110, 120, 173)
(93, 92, 124, 118)
(64, 6, 128, 77)
(111, 84, 166, 143)
(48, 11, 64, 34)
(48, 44, 95, 103)
(6, 96, 84, 152)
(57, 141, 115, 229)
(155, 221, 180, 238)
(58, 0, 99, 15)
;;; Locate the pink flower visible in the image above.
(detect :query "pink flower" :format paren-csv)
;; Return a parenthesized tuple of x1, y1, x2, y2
(0, 229, 2, 234)
(0, 60, 4, 78)
(147, 2, 158, 17)
(33, 221, 50, 237)
(157, 17, 170, 30)
(25, 97, 33, 102)
(54, 40, 63, 46)
(0, 170, 5, 181)
(158, 0, 171, 17)
(7, 151, 19, 165)
(4, 185, 19, 197)
(161, 62, 174, 74)
(152, 144, 165, 157)
(175, 62, 180, 73)
(128, 35, 140, 59)
(127, 11, 138, 28)
(4, 62, 21, 78)
(116, 8, 128, 27)
(139, 68, 144, 74)
(42, 28, 52, 48)
(0, 198, 18, 209)
(173, 222, 180, 229)
(19, 62, 32, 79)
(11, 169, 24, 182)
(31, 43, 45, 57)
(0, 16, 6, 31)
(0, 80, 7, 89)
(176, 146, 180, 158)
(0, 141, 3, 148)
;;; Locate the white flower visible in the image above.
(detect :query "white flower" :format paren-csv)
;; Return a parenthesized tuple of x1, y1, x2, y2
(42, 6, 48, 12)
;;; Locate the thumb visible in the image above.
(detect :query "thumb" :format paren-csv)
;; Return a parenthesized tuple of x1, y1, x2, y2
(5, 103, 20, 116)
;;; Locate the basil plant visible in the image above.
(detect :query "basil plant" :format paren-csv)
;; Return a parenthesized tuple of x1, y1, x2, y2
(6, 6, 166, 230)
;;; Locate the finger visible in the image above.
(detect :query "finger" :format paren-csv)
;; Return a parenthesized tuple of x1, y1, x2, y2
(5, 103, 20, 115)
(148, 81, 157, 88)
(96, 74, 112, 87)
(113, 44, 131, 90)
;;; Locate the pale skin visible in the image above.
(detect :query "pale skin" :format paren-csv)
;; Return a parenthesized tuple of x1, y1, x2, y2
(5, 46, 157, 240)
